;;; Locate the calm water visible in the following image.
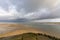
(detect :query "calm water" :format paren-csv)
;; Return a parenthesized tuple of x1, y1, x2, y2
(23, 22, 60, 38)
(0, 22, 60, 38)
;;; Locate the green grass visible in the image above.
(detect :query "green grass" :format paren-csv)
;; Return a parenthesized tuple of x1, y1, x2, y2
(0, 33, 60, 40)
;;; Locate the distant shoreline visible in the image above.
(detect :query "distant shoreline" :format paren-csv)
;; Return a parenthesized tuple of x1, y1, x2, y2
(0, 22, 22, 24)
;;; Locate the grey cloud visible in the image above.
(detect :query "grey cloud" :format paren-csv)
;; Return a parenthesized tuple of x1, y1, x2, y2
(10, 0, 45, 13)
(12, 0, 60, 19)
(0, 0, 60, 21)
(0, 0, 10, 11)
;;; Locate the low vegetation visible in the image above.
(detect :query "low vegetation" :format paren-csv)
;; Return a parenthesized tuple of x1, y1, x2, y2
(0, 33, 60, 40)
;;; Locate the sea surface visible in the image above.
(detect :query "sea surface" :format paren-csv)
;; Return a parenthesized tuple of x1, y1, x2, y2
(0, 22, 60, 38)
(23, 22, 60, 38)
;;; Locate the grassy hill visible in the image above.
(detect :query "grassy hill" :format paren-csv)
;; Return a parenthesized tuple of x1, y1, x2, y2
(0, 33, 60, 40)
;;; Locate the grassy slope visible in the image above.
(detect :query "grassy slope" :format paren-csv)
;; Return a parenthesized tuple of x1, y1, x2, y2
(0, 33, 60, 40)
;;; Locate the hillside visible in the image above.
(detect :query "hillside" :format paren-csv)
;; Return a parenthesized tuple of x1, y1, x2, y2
(0, 33, 60, 40)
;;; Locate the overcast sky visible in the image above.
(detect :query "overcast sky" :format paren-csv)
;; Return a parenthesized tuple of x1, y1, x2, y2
(0, 0, 60, 22)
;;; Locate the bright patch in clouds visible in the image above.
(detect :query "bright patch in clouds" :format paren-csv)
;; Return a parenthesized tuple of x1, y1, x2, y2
(33, 18, 60, 22)
(0, 7, 12, 16)
(0, 6, 16, 20)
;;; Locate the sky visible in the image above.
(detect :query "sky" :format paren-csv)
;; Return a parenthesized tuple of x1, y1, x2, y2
(0, 0, 60, 22)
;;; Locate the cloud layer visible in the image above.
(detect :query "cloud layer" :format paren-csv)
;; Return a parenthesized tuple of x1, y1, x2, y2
(0, 0, 60, 21)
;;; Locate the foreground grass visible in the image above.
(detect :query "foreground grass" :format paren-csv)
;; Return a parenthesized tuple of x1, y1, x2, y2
(0, 33, 60, 40)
